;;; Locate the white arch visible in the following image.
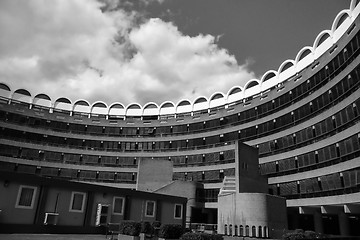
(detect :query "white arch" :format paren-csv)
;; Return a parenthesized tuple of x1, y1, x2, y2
(176, 99, 192, 114)
(143, 102, 160, 116)
(54, 97, 72, 112)
(243, 79, 261, 98)
(331, 10, 352, 43)
(226, 86, 243, 104)
(351, 0, 360, 18)
(12, 88, 32, 103)
(277, 59, 296, 82)
(73, 99, 91, 113)
(91, 101, 108, 115)
(159, 101, 176, 116)
(313, 30, 332, 49)
(295, 46, 314, 72)
(209, 92, 226, 109)
(192, 96, 208, 112)
(331, 10, 352, 32)
(313, 30, 333, 59)
(126, 103, 142, 116)
(0, 83, 11, 99)
(278, 59, 295, 73)
(260, 70, 278, 92)
(33, 93, 52, 108)
(108, 102, 125, 116)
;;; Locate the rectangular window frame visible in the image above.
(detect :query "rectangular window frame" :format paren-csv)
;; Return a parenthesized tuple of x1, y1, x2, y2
(112, 196, 125, 215)
(15, 185, 37, 209)
(174, 204, 183, 219)
(145, 200, 156, 217)
(69, 191, 86, 213)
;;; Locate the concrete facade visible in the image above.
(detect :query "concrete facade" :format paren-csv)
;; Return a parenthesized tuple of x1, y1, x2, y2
(217, 142, 287, 238)
(0, 0, 359, 236)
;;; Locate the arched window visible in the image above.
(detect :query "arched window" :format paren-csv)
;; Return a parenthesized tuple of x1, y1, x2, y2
(239, 225, 244, 236)
(252, 226, 256, 237)
(234, 225, 238, 236)
(263, 226, 268, 238)
(245, 225, 250, 237)
(229, 224, 232, 236)
(224, 224, 227, 235)
(258, 226, 262, 238)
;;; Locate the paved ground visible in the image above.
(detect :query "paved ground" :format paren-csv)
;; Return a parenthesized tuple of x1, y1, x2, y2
(0, 234, 107, 240)
(0, 234, 279, 240)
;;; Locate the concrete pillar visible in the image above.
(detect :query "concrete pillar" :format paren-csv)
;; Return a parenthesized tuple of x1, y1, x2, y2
(314, 212, 324, 234)
(339, 212, 350, 236)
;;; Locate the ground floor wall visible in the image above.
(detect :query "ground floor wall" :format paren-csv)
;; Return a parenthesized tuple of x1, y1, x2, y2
(0, 172, 186, 233)
(217, 192, 287, 238)
(288, 207, 360, 236)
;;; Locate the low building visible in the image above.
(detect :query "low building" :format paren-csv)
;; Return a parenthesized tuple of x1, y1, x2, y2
(0, 171, 187, 233)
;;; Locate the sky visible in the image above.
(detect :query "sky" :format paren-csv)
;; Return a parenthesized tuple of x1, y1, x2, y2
(0, 0, 351, 106)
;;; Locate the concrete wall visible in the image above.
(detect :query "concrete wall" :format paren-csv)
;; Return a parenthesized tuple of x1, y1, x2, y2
(218, 192, 287, 238)
(236, 142, 268, 193)
(137, 158, 173, 192)
(0, 180, 39, 224)
(154, 181, 199, 226)
(43, 187, 86, 226)
(160, 201, 184, 225)
(0, 172, 187, 233)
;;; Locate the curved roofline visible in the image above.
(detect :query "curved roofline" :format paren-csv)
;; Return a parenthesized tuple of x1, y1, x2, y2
(1, 4, 356, 117)
(159, 101, 175, 108)
(260, 70, 278, 83)
(73, 99, 90, 106)
(350, 0, 359, 12)
(209, 92, 225, 101)
(143, 102, 160, 109)
(244, 79, 260, 90)
(331, 10, 352, 32)
(55, 97, 72, 104)
(109, 102, 125, 109)
(126, 103, 142, 110)
(13, 88, 31, 97)
(295, 46, 314, 63)
(34, 93, 51, 101)
(176, 99, 191, 107)
(313, 30, 332, 49)
(0, 83, 11, 91)
(193, 96, 208, 104)
(91, 101, 108, 114)
(278, 59, 295, 73)
(226, 86, 243, 96)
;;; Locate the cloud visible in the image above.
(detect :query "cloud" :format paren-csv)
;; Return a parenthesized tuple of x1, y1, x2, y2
(0, 0, 255, 106)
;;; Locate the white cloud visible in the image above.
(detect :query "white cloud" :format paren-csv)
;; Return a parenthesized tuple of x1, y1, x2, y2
(0, 0, 255, 106)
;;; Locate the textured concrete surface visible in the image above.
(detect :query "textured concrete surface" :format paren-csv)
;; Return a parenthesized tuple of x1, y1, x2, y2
(0, 234, 106, 240)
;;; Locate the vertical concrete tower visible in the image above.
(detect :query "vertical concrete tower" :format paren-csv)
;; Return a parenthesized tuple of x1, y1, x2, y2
(217, 142, 287, 238)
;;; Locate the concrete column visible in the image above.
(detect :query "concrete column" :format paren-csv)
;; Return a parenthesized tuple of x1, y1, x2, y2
(314, 212, 324, 234)
(339, 212, 350, 236)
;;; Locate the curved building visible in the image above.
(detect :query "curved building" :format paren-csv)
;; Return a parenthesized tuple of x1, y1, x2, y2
(1, 0, 360, 237)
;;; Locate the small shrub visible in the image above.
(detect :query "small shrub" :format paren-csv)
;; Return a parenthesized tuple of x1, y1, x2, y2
(152, 221, 161, 228)
(304, 230, 325, 239)
(152, 221, 161, 236)
(282, 229, 326, 240)
(119, 221, 141, 236)
(141, 221, 154, 235)
(159, 224, 184, 239)
(180, 232, 223, 240)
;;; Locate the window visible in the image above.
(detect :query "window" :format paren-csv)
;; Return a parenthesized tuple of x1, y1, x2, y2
(69, 192, 86, 212)
(113, 197, 125, 215)
(174, 204, 183, 219)
(145, 200, 156, 217)
(15, 185, 37, 209)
